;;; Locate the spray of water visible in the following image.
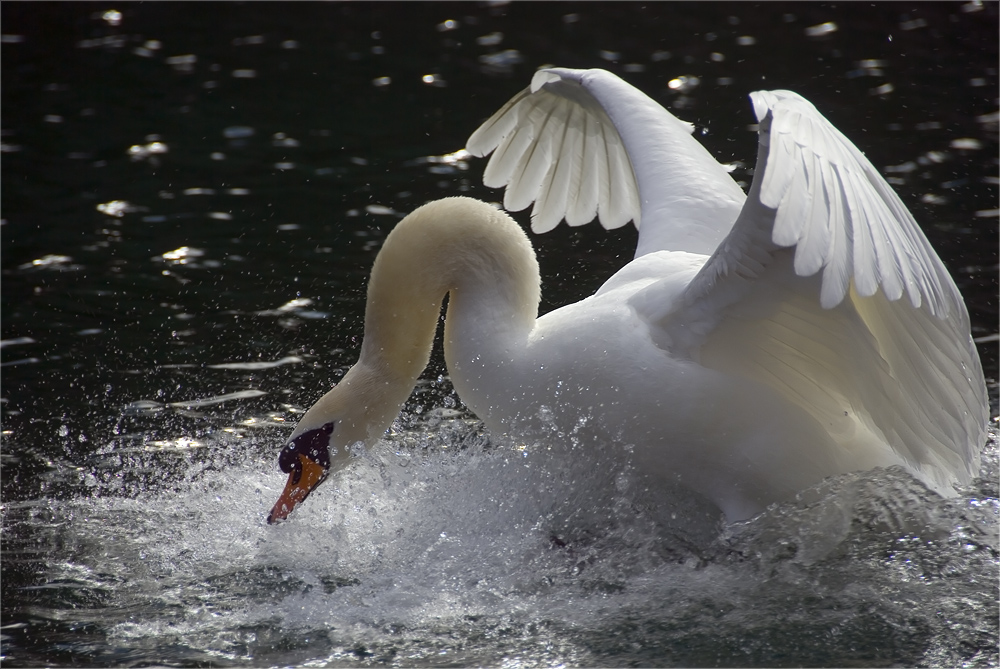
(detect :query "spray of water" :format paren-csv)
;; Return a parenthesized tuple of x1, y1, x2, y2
(7, 413, 998, 666)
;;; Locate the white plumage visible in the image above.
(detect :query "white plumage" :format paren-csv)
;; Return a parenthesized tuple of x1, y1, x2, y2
(270, 67, 987, 525)
(466, 68, 986, 502)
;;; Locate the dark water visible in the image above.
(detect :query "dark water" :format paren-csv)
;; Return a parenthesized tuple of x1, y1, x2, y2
(2, 3, 997, 667)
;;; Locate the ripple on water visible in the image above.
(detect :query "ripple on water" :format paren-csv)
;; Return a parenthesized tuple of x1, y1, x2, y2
(3, 420, 996, 667)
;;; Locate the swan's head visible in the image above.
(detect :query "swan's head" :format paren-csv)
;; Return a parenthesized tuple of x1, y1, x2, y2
(266, 419, 334, 524)
(266, 361, 418, 524)
(265, 377, 373, 524)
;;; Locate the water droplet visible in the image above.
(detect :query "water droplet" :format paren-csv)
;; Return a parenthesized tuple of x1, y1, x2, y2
(805, 21, 838, 37)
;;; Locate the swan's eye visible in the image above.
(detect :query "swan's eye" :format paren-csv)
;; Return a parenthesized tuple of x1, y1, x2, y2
(278, 421, 334, 484)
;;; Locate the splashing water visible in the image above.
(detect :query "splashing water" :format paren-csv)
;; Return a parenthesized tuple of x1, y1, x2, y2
(4, 415, 997, 667)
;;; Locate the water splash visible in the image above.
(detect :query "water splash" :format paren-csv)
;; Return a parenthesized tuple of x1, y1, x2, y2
(4, 419, 996, 667)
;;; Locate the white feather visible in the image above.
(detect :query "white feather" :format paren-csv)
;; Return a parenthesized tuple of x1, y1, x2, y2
(463, 70, 986, 518)
(466, 67, 746, 256)
(280, 70, 987, 528)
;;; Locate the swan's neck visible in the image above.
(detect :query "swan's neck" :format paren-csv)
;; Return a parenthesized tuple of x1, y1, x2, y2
(340, 197, 540, 436)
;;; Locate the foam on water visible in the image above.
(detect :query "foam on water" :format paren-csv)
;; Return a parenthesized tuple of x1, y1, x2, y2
(9, 417, 999, 667)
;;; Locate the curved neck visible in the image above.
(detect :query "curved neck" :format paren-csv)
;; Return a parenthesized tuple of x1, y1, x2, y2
(288, 197, 539, 460)
(357, 197, 540, 415)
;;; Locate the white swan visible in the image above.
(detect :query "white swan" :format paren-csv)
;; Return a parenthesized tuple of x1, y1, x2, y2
(268, 68, 987, 524)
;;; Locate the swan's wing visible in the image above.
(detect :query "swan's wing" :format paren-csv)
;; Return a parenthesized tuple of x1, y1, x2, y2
(467, 69, 639, 233)
(643, 90, 987, 490)
(467, 67, 747, 257)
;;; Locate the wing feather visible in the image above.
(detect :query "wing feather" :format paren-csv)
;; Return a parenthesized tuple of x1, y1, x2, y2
(851, 165, 879, 297)
(600, 120, 634, 230)
(467, 67, 746, 256)
(503, 102, 560, 213)
(792, 155, 832, 277)
(566, 110, 600, 226)
(819, 167, 854, 309)
(467, 87, 529, 164)
(467, 70, 640, 233)
(533, 103, 578, 233)
(482, 122, 534, 189)
(750, 90, 963, 317)
(640, 89, 986, 494)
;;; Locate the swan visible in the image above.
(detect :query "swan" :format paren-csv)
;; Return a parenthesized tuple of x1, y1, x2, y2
(267, 68, 987, 524)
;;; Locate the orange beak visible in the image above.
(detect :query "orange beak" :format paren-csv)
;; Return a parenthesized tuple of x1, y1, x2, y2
(267, 453, 329, 523)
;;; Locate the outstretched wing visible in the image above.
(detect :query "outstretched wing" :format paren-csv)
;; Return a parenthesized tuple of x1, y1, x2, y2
(467, 70, 639, 233)
(646, 90, 987, 491)
(467, 68, 747, 257)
